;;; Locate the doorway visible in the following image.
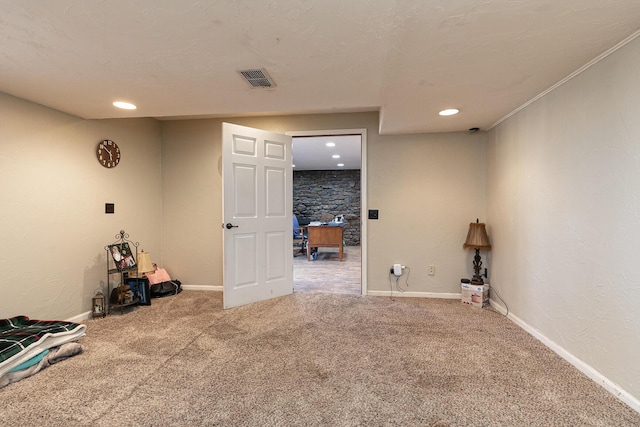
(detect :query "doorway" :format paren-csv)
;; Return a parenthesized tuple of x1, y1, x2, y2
(287, 129, 367, 295)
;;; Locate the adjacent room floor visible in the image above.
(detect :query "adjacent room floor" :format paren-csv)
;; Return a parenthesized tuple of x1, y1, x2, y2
(293, 245, 361, 294)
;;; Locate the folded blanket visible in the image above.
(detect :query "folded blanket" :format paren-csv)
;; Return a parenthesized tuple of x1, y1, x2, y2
(9, 349, 49, 373)
(0, 316, 86, 377)
(0, 342, 84, 388)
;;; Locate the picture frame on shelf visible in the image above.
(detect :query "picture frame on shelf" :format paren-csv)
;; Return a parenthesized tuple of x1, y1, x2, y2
(127, 277, 150, 306)
(108, 243, 137, 272)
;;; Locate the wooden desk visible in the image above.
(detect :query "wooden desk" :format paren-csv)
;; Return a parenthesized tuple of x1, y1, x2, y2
(307, 225, 343, 261)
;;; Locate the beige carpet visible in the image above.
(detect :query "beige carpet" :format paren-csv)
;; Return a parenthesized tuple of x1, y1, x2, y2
(1, 290, 639, 426)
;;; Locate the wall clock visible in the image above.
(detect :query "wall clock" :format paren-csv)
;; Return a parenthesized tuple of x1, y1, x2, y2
(96, 139, 120, 168)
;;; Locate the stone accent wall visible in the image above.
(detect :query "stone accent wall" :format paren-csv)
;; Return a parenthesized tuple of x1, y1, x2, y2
(293, 170, 361, 246)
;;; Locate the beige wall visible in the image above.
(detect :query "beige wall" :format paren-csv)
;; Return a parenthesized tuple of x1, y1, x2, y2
(161, 112, 487, 294)
(0, 95, 486, 320)
(487, 37, 640, 403)
(0, 93, 163, 320)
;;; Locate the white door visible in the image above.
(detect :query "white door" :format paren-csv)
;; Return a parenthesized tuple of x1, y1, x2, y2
(222, 122, 293, 309)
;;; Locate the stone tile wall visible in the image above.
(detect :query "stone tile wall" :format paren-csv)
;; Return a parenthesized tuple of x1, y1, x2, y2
(293, 170, 361, 246)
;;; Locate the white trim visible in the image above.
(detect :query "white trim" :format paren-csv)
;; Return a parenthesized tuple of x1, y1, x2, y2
(181, 284, 222, 291)
(286, 128, 368, 295)
(490, 29, 640, 130)
(287, 129, 366, 138)
(367, 290, 461, 299)
(488, 298, 508, 315)
(490, 298, 640, 414)
(66, 311, 92, 323)
(360, 129, 368, 295)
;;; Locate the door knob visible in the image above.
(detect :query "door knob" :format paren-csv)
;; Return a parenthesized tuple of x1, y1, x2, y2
(225, 223, 238, 229)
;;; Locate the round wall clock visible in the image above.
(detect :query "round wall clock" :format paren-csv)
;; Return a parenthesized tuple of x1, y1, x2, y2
(96, 139, 121, 168)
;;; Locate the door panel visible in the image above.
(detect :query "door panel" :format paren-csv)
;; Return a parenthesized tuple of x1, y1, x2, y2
(265, 231, 286, 282)
(233, 233, 258, 288)
(223, 122, 293, 309)
(265, 167, 286, 217)
(232, 135, 257, 156)
(265, 139, 286, 159)
(233, 164, 257, 217)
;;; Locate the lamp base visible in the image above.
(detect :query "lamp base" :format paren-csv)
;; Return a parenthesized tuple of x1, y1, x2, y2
(471, 248, 485, 285)
(470, 276, 485, 285)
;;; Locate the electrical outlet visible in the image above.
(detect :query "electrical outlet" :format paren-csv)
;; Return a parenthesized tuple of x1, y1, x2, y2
(428, 265, 435, 276)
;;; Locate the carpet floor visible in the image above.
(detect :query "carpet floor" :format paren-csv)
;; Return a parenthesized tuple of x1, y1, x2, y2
(1, 290, 638, 426)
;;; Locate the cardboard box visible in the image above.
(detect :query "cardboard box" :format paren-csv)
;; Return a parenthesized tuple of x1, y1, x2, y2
(461, 282, 489, 307)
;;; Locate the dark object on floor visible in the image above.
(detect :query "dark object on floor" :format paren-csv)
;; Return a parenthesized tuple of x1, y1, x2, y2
(146, 267, 183, 298)
(150, 280, 182, 298)
(110, 285, 133, 305)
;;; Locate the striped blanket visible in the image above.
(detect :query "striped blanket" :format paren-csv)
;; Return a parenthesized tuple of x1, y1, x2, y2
(0, 316, 86, 378)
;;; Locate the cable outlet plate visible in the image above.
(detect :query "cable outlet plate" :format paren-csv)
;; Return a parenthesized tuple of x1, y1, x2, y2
(428, 265, 435, 275)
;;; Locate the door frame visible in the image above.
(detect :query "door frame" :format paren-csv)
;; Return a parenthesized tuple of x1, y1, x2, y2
(286, 128, 367, 295)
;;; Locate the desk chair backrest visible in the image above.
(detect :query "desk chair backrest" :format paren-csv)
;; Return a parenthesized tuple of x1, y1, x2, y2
(293, 214, 302, 238)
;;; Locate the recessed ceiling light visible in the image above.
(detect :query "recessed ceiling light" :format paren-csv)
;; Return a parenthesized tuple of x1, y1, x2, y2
(439, 108, 459, 116)
(113, 101, 136, 110)
(332, 154, 341, 159)
(292, 164, 296, 168)
(113, 101, 137, 110)
(337, 163, 344, 167)
(326, 142, 336, 147)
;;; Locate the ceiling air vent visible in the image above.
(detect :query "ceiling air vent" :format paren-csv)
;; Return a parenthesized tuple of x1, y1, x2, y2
(237, 68, 276, 88)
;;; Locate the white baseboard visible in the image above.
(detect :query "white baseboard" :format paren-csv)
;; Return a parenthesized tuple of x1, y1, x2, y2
(488, 299, 507, 315)
(181, 284, 222, 291)
(69, 287, 221, 322)
(183, 287, 457, 298)
(367, 290, 461, 299)
(490, 298, 640, 414)
(67, 311, 92, 323)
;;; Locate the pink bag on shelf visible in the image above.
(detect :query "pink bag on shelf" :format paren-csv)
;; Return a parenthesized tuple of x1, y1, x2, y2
(145, 268, 171, 285)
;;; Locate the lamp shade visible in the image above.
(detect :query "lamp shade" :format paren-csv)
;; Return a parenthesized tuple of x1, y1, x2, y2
(464, 222, 491, 250)
(137, 251, 155, 274)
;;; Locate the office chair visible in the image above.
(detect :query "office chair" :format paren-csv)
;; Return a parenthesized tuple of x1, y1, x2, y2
(293, 214, 308, 256)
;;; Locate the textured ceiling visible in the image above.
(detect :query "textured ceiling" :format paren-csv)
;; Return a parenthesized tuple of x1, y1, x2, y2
(1, 1, 639, 134)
